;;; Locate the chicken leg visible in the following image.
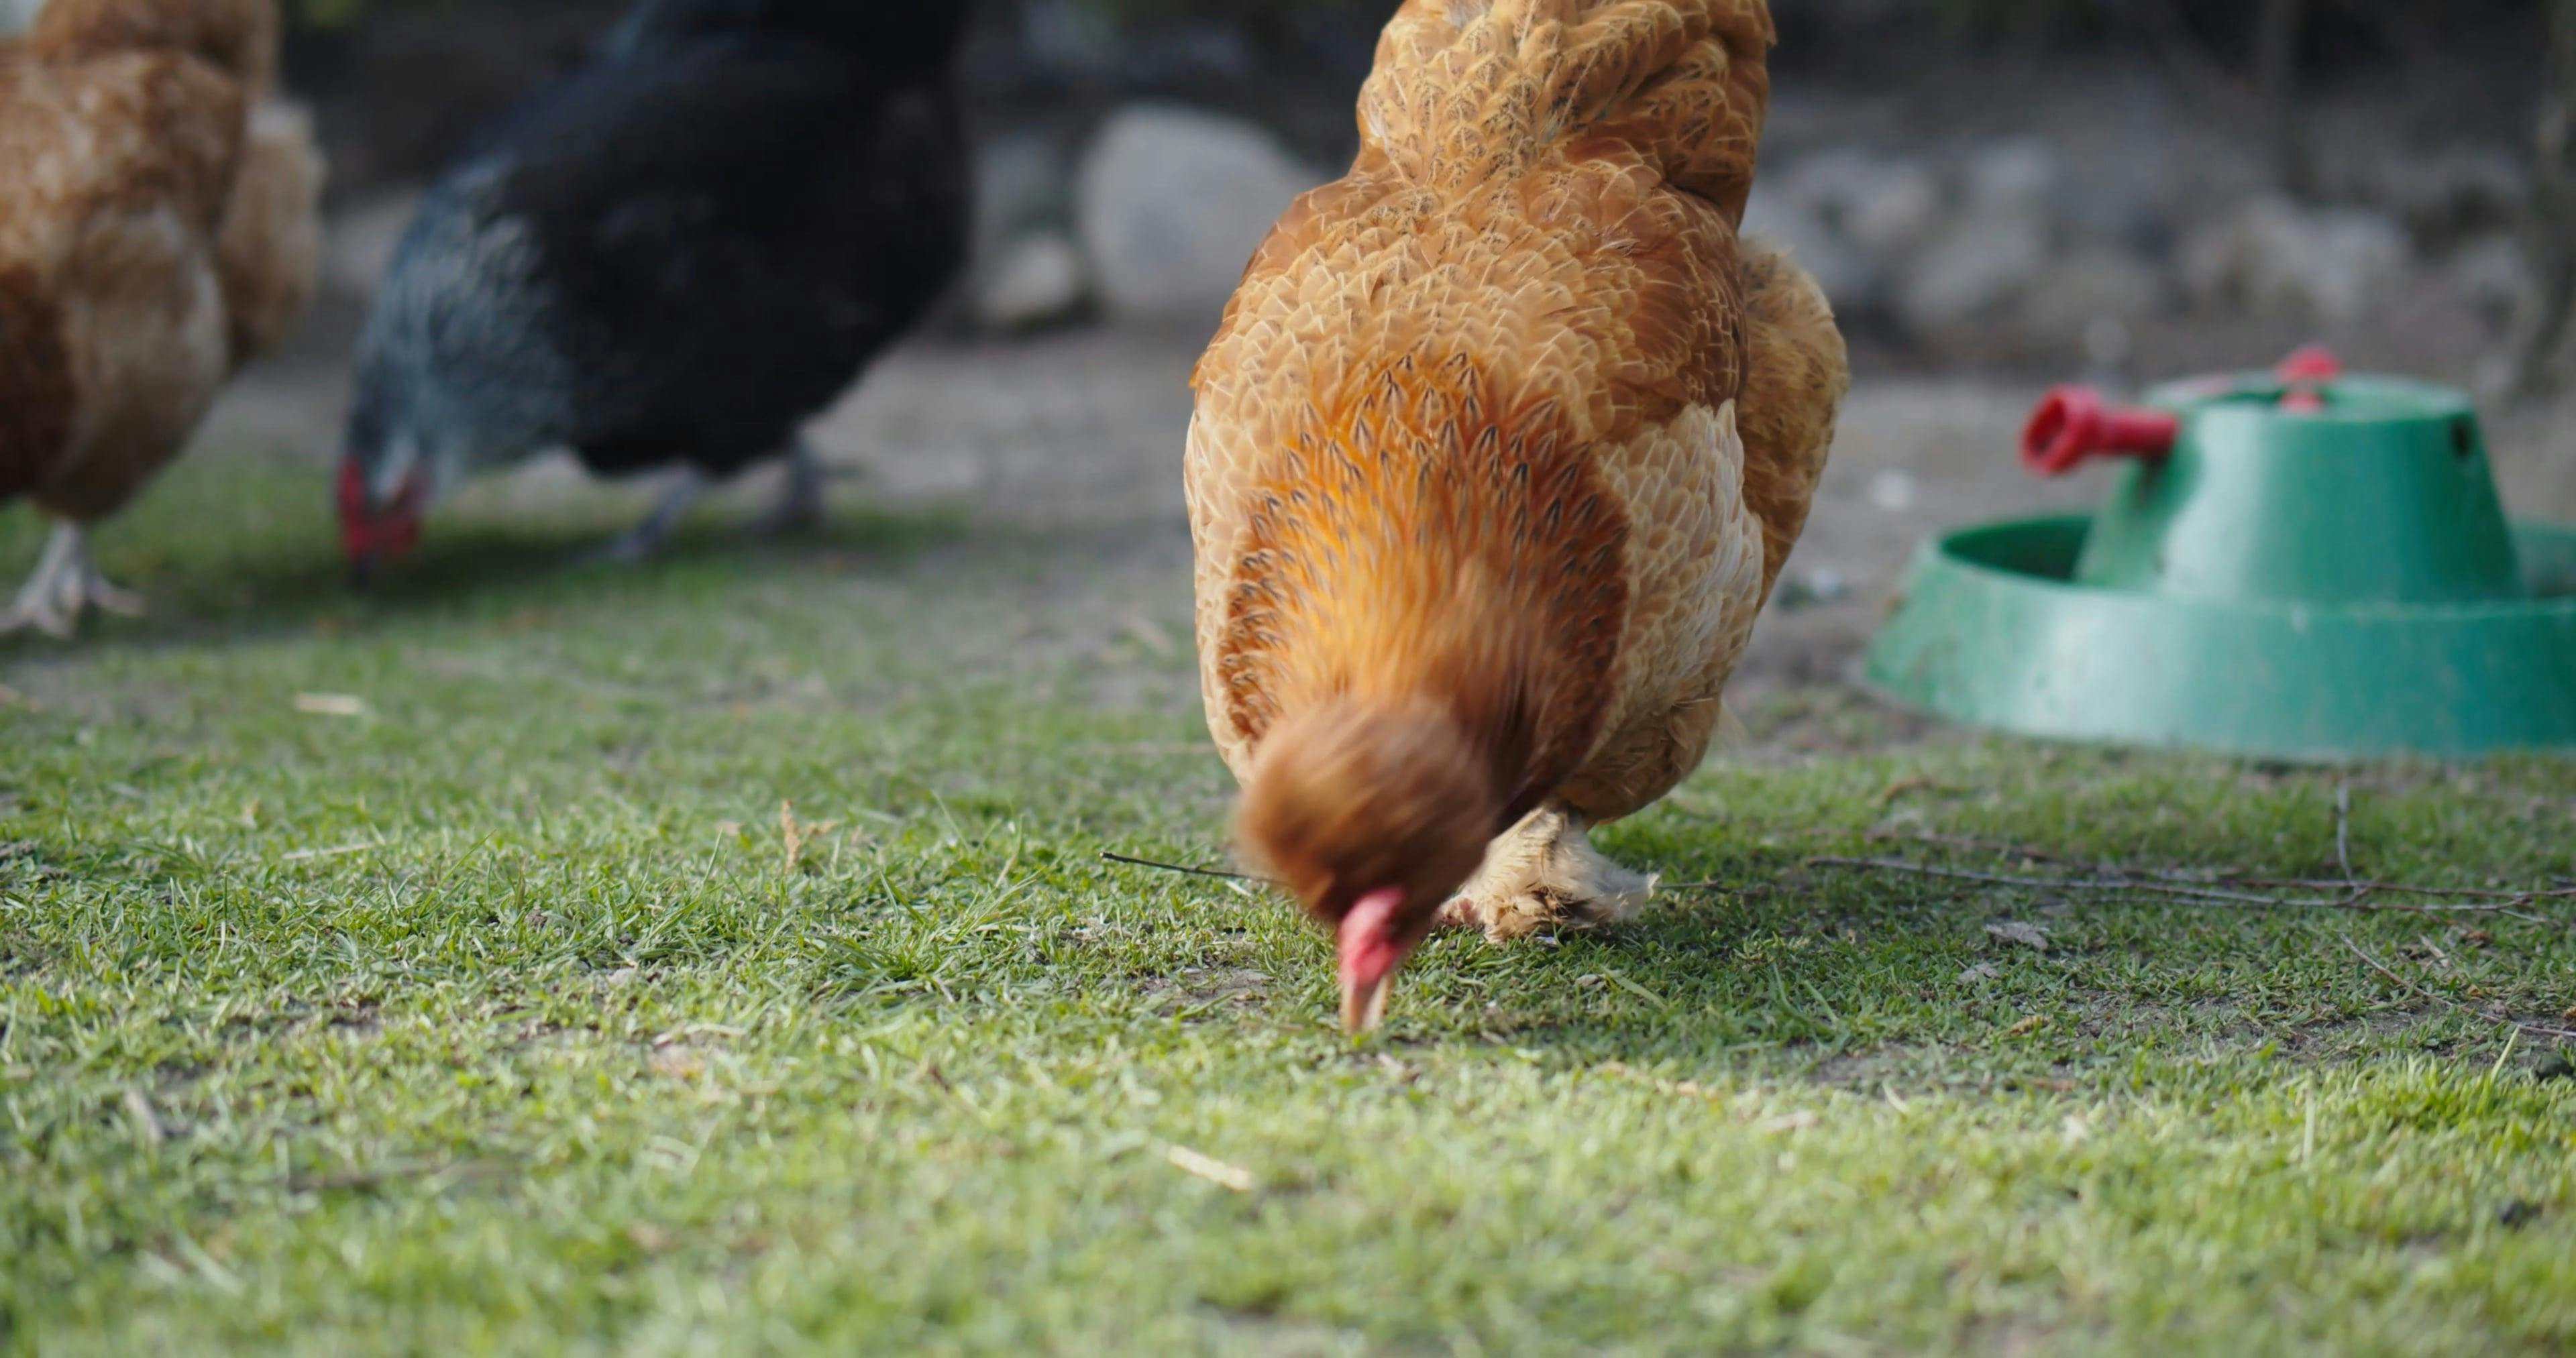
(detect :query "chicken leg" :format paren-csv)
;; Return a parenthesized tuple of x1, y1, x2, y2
(590, 469, 708, 565)
(1, 522, 145, 638)
(747, 438, 828, 539)
(1441, 804, 1656, 942)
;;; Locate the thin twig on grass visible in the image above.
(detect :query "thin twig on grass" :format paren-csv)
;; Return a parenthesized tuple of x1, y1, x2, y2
(1099, 851, 1273, 885)
(1866, 831, 2576, 913)
(2339, 935, 2576, 1043)
(1658, 880, 1770, 896)
(1810, 856, 2569, 927)
(1868, 830, 2108, 872)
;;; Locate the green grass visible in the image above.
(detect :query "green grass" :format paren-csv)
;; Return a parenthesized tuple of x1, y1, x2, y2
(4, 452, 2574, 1355)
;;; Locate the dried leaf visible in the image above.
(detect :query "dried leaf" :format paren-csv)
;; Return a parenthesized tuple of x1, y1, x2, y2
(1596, 1061, 1724, 1103)
(282, 843, 374, 863)
(777, 800, 840, 874)
(1876, 775, 1945, 805)
(294, 693, 369, 718)
(1957, 962, 2002, 985)
(1986, 921, 2051, 952)
(1165, 1144, 1255, 1192)
(2005, 1014, 2048, 1037)
(123, 1088, 166, 1147)
(647, 1048, 704, 1080)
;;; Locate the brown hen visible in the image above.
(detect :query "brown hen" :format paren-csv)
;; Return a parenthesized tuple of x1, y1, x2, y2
(1186, 0, 1848, 1031)
(0, 0, 321, 636)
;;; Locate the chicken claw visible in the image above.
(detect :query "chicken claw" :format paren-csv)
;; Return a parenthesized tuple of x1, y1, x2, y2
(1, 524, 145, 638)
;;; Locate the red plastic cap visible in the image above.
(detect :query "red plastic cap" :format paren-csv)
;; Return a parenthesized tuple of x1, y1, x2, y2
(2276, 345, 2343, 384)
(2021, 386, 2182, 477)
(2275, 345, 2341, 414)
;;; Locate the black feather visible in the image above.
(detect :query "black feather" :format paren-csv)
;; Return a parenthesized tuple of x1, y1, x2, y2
(345, 0, 969, 499)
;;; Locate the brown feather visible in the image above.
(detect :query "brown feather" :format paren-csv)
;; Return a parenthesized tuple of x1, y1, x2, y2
(216, 99, 324, 365)
(0, 0, 308, 528)
(0, 265, 73, 498)
(29, 0, 277, 99)
(1189, 0, 1847, 934)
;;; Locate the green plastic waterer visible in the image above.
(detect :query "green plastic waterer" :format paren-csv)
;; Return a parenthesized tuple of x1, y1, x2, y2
(1863, 348, 2576, 760)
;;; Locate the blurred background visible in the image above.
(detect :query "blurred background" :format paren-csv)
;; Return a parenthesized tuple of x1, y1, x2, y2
(266, 0, 2571, 372)
(13, 0, 2574, 694)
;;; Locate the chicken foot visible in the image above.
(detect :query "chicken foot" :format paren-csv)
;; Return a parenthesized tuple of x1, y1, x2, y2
(747, 439, 829, 538)
(589, 469, 709, 565)
(1440, 803, 1656, 942)
(1, 523, 146, 638)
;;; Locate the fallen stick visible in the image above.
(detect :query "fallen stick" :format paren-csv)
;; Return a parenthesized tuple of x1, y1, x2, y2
(1809, 855, 2568, 927)
(2339, 935, 2576, 1043)
(1866, 832, 2576, 912)
(1099, 851, 1273, 885)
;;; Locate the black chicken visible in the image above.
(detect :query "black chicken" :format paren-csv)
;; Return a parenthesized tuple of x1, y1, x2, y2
(337, 0, 970, 570)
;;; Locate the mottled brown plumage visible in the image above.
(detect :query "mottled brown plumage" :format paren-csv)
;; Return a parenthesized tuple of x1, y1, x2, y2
(0, 0, 321, 636)
(1186, 0, 1848, 1027)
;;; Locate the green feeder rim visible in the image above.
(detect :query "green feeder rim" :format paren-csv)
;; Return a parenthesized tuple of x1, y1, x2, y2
(1863, 347, 2576, 761)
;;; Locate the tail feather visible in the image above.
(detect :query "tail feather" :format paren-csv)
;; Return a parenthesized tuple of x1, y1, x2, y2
(1735, 239, 1849, 596)
(217, 99, 324, 365)
(1358, 0, 1774, 217)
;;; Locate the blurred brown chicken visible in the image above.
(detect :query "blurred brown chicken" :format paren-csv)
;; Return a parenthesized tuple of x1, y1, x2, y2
(1187, 0, 1847, 1031)
(0, 0, 321, 636)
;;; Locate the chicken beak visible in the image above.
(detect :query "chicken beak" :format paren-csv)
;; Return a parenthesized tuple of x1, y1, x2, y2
(1340, 970, 1394, 1035)
(1336, 887, 1412, 1037)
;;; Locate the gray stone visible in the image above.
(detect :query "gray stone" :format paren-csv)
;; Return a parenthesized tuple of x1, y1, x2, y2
(2179, 196, 2411, 322)
(1776, 150, 1943, 262)
(2017, 245, 2170, 338)
(2341, 146, 2530, 246)
(322, 190, 423, 301)
(1845, 164, 1945, 261)
(1742, 186, 1885, 316)
(1782, 152, 1937, 256)
(2447, 233, 2534, 325)
(972, 231, 1090, 333)
(1896, 206, 2050, 333)
(973, 133, 1077, 260)
(1882, 141, 2072, 335)
(1075, 105, 1320, 325)
(1962, 139, 2066, 217)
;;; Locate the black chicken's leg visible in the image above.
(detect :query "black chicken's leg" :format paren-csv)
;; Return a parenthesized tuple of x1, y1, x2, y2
(749, 439, 828, 538)
(590, 469, 708, 565)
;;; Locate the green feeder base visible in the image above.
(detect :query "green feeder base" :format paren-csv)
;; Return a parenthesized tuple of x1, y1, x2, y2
(1862, 349, 2576, 761)
(1864, 517, 2576, 761)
